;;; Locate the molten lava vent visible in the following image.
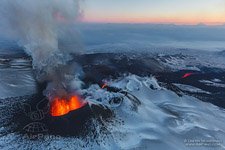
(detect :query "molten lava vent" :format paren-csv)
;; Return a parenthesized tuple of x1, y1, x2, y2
(182, 72, 194, 79)
(50, 95, 87, 117)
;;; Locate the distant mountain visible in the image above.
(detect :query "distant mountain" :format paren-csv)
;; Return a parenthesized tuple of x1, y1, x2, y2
(217, 50, 225, 56)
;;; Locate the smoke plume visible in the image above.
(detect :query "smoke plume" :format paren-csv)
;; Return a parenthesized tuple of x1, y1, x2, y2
(0, 0, 84, 99)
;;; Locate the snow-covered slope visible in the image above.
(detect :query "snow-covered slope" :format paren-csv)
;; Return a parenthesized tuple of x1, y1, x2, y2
(1, 75, 225, 150)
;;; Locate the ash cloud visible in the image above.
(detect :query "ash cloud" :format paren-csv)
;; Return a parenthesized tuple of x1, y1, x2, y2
(0, 0, 84, 98)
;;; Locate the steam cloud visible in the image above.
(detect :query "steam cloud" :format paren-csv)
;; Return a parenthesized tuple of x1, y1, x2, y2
(0, 0, 84, 99)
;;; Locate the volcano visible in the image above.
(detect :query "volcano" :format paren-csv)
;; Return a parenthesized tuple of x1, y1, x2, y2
(0, 52, 225, 149)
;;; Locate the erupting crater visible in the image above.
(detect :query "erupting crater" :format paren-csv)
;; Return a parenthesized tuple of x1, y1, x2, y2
(50, 95, 87, 117)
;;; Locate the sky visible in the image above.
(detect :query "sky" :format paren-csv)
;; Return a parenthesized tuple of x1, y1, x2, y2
(82, 0, 225, 25)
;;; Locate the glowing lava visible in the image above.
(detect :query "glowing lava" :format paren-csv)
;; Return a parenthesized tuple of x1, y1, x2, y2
(50, 95, 86, 117)
(101, 83, 108, 89)
(182, 73, 194, 79)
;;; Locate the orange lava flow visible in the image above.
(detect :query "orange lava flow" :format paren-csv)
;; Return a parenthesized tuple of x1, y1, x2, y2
(182, 73, 194, 79)
(101, 83, 108, 89)
(50, 96, 86, 117)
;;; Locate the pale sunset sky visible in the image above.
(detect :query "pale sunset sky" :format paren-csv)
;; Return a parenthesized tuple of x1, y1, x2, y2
(82, 0, 225, 25)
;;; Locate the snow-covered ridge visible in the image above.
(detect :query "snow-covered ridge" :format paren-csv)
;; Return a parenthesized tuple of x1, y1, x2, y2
(77, 75, 225, 149)
(0, 74, 225, 149)
(199, 80, 225, 88)
(156, 52, 225, 71)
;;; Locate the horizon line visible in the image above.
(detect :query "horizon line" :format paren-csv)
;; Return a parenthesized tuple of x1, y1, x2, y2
(79, 21, 225, 26)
